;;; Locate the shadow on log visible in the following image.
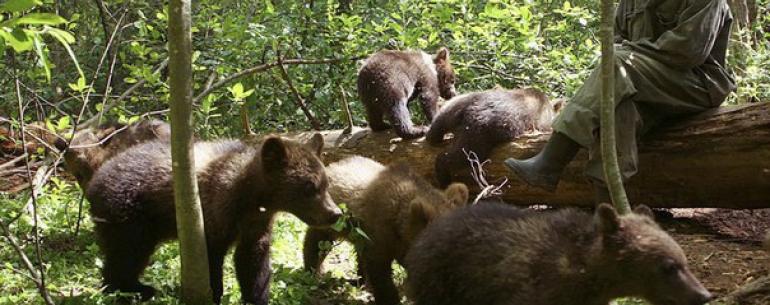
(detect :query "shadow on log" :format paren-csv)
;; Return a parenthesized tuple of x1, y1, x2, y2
(288, 103, 770, 209)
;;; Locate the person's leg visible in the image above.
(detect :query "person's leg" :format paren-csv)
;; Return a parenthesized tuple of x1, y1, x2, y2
(504, 51, 637, 192)
(505, 48, 712, 193)
(583, 99, 643, 183)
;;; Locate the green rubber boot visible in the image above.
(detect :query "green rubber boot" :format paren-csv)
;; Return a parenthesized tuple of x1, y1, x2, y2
(503, 132, 580, 192)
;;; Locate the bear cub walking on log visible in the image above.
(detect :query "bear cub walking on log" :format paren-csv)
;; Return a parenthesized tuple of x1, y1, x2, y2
(57, 119, 170, 189)
(86, 134, 341, 304)
(426, 88, 558, 186)
(303, 156, 469, 305)
(357, 48, 457, 139)
(405, 203, 713, 305)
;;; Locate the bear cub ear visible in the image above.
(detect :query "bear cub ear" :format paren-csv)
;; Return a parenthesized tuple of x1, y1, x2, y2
(633, 204, 655, 220)
(262, 136, 288, 171)
(410, 200, 436, 225)
(434, 47, 449, 63)
(306, 133, 324, 156)
(595, 203, 621, 234)
(444, 183, 469, 207)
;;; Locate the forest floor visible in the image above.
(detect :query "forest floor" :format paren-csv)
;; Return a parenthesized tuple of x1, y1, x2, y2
(661, 208, 769, 300)
(0, 152, 768, 304)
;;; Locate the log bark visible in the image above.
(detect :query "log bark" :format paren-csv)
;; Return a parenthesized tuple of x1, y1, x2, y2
(288, 103, 770, 209)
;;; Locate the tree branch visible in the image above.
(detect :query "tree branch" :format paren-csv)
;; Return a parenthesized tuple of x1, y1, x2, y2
(14, 77, 56, 305)
(276, 53, 322, 130)
(338, 85, 354, 134)
(192, 57, 357, 104)
(80, 58, 169, 128)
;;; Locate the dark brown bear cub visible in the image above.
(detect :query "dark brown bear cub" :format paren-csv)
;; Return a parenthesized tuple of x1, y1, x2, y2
(405, 203, 712, 305)
(357, 48, 457, 139)
(426, 88, 558, 186)
(303, 156, 468, 305)
(58, 119, 170, 189)
(86, 134, 341, 304)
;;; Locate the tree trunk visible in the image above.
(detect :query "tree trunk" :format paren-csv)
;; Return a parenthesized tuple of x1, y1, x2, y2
(168, 0, 212, 303)
(288, 103, 770, 209)
(728, 0, 751, 28)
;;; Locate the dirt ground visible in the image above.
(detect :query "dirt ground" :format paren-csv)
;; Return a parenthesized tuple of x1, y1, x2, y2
(661, 208, 770, 301)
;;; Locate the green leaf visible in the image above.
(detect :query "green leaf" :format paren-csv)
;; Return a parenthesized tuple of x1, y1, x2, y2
(229, 82, 244, 96)
(201, 95, 215, 113)
(331, 217, 346, 232)
(0, 28, 33, 52)
(47, 26, 84, 80)
(56, 116, 70, 130)
(45, 27, 75, 43)
(68, 76, 86, 92)
(354, 227, 371, 241)
(13, 13, 67, 26)
(264, 0, 274, 14)
(0, 0, 41, 13)
(32, 33, 51, 81)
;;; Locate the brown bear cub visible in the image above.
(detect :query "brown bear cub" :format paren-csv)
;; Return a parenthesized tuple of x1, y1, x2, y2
(85, 134, 341, 304)
(57, 119, 171, 189)
(405, 203, 713, 305)
(303, 156, 469, 305)
(426, 87, 559, 186)
(357, 48, 457, 139)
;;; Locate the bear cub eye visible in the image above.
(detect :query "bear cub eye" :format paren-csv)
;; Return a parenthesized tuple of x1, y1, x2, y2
(301, 181, 318, 194)
(661, 259, 681, 275)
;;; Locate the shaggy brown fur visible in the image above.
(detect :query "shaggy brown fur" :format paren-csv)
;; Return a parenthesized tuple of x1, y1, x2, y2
(405, 203, 713, 305)
(303, 156, 468, 305)
(426, 88, 559, 186)
(85, 134, 341, 304)
(58, 119, 171, 189)
(357, 48, 457, 139)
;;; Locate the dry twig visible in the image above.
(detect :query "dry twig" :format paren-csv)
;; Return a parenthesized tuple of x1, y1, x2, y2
(14, 77, 56, 305)
(464, 149, 508, 204)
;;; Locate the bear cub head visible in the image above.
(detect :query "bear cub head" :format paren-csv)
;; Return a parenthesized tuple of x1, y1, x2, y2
(433, 47, 457, 100)
(596, 204, 712, 305)
(58, 120, 171, 188)
(406, 178, 469, 244)
(261, 134, 341, 228)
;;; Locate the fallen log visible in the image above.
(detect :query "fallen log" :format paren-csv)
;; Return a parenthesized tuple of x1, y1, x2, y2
(287, 102, 770, 209)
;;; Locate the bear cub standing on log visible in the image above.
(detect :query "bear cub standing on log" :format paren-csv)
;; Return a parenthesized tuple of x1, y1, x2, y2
(426, 88, 559, 186)
(357, 48, 457, 139)
(303, 156, 469, 305)
(405, 203, 713, 305)
(86, 134, 341, 304)
(57, 119, 170, 189)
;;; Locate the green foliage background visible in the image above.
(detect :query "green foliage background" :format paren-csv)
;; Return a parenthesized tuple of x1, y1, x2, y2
(2, 0, 767, 136)
(1, 0, 768, 304)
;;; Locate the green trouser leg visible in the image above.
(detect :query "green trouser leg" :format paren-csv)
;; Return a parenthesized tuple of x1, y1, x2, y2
(552, 48, 714, 183)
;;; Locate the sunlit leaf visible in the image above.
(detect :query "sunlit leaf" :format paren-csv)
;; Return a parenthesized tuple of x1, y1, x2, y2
(47, 27, 84, 80)
(12, 13, 67, 26)
(0, 28, 33, 52)
(32, 33, 51, 81)
(0, 0, 40, 13)
(45, 27, 75, 43)
(56, 116, 71, 131)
